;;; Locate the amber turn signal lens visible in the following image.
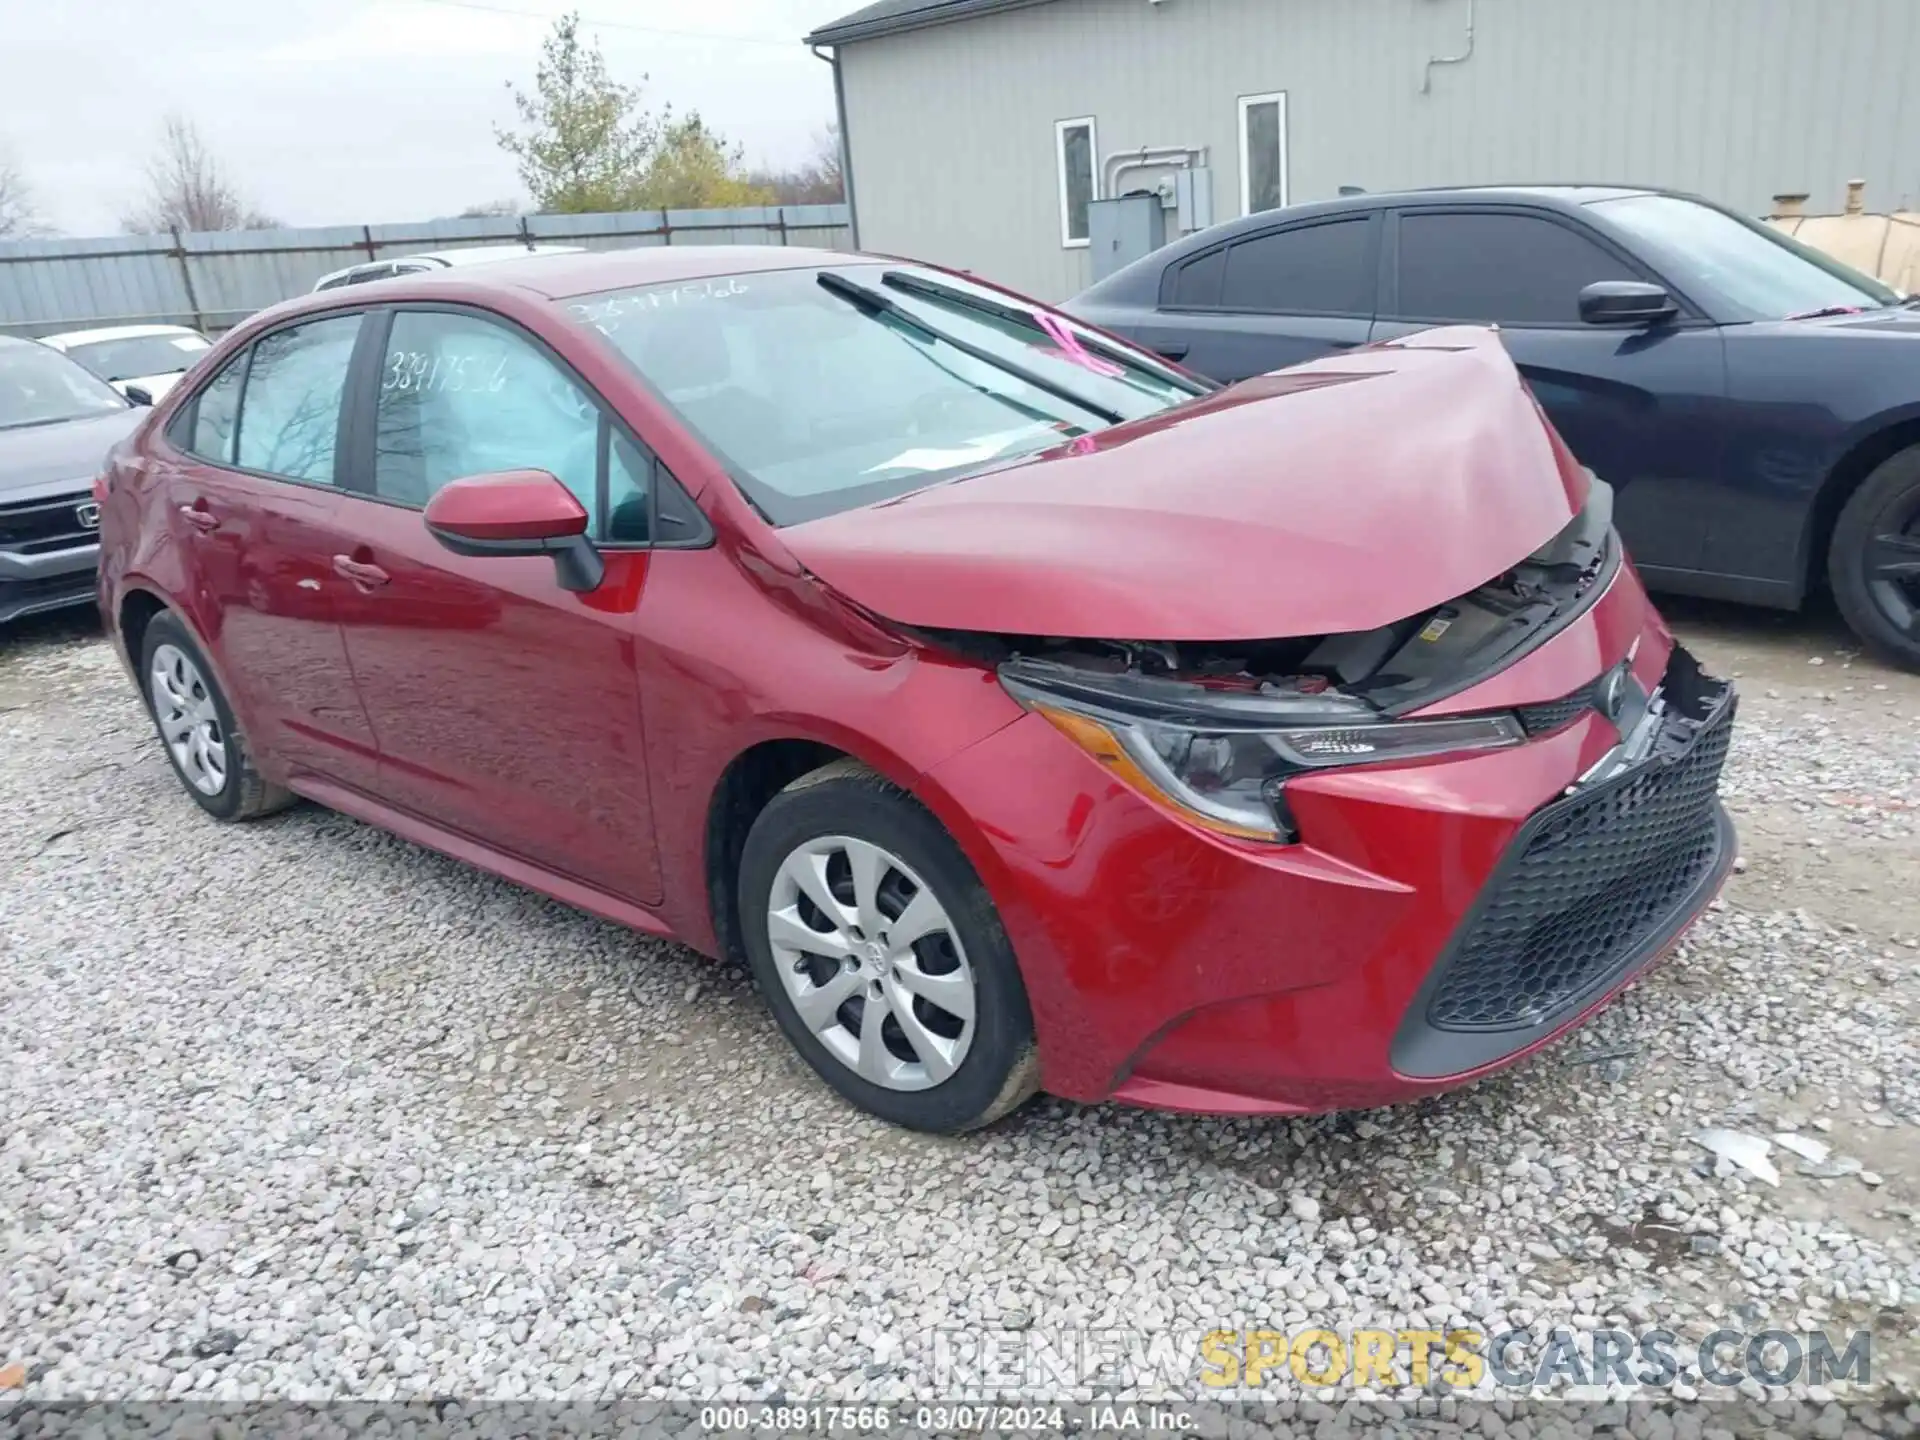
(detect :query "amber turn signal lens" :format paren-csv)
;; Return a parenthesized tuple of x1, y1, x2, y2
(1034, 705, 1280, 842)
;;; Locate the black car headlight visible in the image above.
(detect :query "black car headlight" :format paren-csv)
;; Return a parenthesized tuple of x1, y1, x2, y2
(1000, 661, 1524, 842)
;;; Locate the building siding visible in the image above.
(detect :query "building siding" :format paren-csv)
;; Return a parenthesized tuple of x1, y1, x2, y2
(838, 0, 1920, 301)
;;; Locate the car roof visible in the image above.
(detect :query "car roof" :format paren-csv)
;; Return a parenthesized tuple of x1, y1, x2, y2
(1233, 184, 1663, 223)
(369, 244, 859, 300)
(38, 323, 205, 348)
(407, 244, 584, 266)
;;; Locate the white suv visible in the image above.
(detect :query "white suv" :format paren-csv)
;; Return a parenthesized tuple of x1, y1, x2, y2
(310, 243, 585, 292)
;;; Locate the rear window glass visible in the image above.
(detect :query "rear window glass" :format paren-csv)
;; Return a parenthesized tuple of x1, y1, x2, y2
(1218, 218, 1374, 315)
(1165, 248, 1225, 307)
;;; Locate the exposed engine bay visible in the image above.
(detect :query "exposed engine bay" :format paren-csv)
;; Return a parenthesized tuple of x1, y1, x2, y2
(922, 479, 1619, 718)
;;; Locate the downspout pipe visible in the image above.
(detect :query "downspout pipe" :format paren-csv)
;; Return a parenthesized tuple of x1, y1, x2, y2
(1420, 0, 1476, 94)
(811, 44, 860, 250)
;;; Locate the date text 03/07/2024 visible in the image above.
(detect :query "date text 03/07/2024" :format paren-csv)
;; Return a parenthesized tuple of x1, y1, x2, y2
(697, 1403, 1195, 1433)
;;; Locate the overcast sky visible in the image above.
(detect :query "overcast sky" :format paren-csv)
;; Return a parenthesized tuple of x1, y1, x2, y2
(1, 0, 851, 235)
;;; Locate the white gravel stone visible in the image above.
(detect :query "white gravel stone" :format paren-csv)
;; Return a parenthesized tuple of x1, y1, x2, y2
(1, 614, 1916, 1407)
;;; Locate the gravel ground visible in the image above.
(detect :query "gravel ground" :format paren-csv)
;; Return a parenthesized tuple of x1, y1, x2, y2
(2, 600, 1917, 1411)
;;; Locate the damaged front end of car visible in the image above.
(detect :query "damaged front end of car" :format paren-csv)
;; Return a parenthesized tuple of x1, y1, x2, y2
(915, 478, 1720, 845)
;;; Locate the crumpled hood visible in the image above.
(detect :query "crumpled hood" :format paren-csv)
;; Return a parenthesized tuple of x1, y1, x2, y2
(778, 326, 1589, 641)
(0, 409, 142, 501)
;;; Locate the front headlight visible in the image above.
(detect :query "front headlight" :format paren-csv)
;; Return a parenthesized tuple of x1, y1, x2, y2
(1001, 661, 1524, 842)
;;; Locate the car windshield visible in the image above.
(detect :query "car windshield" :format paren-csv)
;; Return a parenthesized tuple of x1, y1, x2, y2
(1590, 194, 1898, 320)
(0, 343, 129, 429)
(564, 264, 1203, 524)
(65, 332, 210, 383)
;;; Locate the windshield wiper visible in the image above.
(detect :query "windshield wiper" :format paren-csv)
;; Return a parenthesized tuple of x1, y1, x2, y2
(878, 270, 1211, 393)
(1784, 304, 1871, 320)
(816, 270, 1126, 426)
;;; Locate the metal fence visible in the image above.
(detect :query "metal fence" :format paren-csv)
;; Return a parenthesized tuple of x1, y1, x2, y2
(0, 205, 853, 339)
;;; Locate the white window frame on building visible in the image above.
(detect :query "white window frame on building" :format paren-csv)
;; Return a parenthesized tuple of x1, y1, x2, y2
(1238, 91, 1289, 216)
(1054, 116, 1098, 249)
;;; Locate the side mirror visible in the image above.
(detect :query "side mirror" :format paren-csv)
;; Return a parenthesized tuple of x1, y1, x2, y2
(423, 469, 604, 593)
(124, 385, 155, 407)
(1579, 281, 1678, 327)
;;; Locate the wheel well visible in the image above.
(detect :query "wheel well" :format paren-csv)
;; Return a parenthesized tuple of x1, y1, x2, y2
(705, 739, 847, 966)
(1806, 419, 1920, 594)
(118, 589, 167, 671)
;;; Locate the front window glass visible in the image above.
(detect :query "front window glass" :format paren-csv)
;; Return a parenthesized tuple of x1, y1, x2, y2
(1590, 194, 1896, 319)
(0, 343, 128, 429)
(565, 265, 1200, 526)
(66, 333, 210, 383)
(373, 310, 603, 523)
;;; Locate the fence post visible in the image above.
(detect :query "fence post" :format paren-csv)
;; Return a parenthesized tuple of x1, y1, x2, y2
(170, 228, 206, 334)
(362, 225, 377, 262)
(518, 214, 535, 249)
(776, 208, 788, 246)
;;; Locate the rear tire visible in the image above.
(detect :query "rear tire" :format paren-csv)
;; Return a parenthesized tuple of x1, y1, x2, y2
(140, 612, 294, 821)
(1830, 446, 1920, 671)
(738, 759, 1039, 1133)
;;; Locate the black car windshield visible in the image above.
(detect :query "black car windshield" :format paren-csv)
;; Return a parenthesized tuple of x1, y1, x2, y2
(0, 343, 129, 429)
(564, 264, 1203, 524)
(65, 332, 210, 383)
(1590, 194, 1898, 320)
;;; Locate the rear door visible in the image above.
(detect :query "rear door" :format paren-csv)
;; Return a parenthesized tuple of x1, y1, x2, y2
(162, 313, 381, 788)
(326, 304, 666, 905)
(1129, 213, 1380, 381)
(1370, 205, 1730, 575)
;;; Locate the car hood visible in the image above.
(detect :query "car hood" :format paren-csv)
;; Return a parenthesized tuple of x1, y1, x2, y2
(778, 326, 1588, 641)
(1747, 305, 1920, 338)
(0, 408, 142, 501)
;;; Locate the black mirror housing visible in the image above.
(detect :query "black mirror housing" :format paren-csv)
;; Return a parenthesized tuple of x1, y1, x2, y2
(426, 526, 606, 593)
(124, 385, 155, 407)
(1579, 281, 1678, 327)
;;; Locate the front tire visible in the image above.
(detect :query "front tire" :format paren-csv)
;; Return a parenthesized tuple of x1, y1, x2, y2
(1830, 446, 1920, 671)
(738, 759, 1039, 1133)
(140, 612, 293, 821)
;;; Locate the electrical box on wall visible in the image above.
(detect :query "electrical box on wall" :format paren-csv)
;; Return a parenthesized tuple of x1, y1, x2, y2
(1174, 167, 1214, 233)
(1088, 194, 1166, 280)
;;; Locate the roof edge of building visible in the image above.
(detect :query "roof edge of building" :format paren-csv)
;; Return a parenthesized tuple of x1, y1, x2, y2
(804, 0, 1054, 48)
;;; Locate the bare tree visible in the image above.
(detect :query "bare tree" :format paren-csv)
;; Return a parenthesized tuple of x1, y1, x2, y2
(458, 198, 524, 218)
(0, 146, 45, 237)
(745, 125, 844, 206)
(121, 115, 278, 234)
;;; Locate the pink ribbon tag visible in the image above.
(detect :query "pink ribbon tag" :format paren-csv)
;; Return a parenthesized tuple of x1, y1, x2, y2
(1034, 311, 1126, 377)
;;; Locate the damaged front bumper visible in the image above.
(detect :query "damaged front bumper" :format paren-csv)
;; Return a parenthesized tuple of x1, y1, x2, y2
(1389, 646, 1736, 1080)
(925, 557, 1736, 1114)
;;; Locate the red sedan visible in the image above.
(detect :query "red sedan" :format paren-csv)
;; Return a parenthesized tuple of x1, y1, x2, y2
(95, 246, 1736, 1133)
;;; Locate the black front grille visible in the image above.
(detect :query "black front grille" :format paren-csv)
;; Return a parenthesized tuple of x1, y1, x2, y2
(1424, 682, 1734, 1033)
(0, 491, 96, 555)
(1515, 682, 1600, 737)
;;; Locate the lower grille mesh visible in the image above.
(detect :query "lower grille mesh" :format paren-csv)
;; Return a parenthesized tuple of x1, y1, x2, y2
(1425, 697, 1734, 1032)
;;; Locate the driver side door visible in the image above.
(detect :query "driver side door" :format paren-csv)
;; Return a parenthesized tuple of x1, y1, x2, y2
(1368, 206, 1731, 577)
(329, 305, 668, 904)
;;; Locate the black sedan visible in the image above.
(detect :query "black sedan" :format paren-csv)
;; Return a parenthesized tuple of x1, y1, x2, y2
(1069, 186, 1920, 670)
